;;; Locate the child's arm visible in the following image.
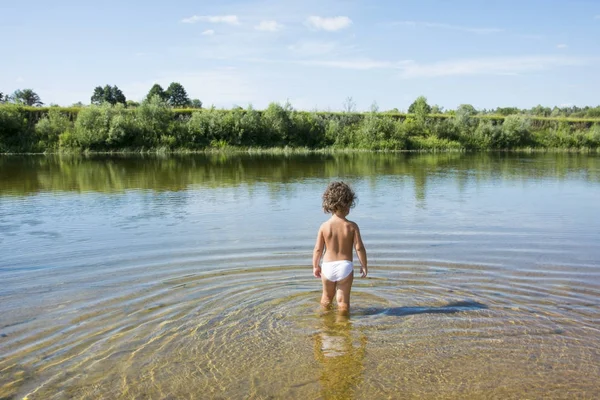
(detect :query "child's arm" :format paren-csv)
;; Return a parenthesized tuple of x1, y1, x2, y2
(353, 224, 368, 278)
(312, 226, 325, 278)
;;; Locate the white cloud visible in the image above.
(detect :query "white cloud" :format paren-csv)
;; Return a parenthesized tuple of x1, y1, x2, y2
(181, 15, 240, 25)
(255, 20, 283, 32)
(306, 16, 352, 31)
(398, 55, 588, 78)
(202, 29, 215, 36)
(393, 20, 503, 34)
(556, 43, 568, 49)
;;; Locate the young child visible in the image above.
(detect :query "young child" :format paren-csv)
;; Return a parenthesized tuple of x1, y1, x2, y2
(313, 181, 368, 315)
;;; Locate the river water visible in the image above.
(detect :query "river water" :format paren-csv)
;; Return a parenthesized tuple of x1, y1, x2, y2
(1, 152, 599, 399)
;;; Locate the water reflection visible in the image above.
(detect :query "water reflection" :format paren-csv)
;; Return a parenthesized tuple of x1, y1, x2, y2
(314, 312, 367, 399)
(1, 153, 598, 200)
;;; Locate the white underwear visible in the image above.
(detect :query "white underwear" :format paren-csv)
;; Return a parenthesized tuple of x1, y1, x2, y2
(321, 260, 354, 282)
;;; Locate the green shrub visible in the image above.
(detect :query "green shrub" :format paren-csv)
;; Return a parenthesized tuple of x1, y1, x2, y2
(73, 103, 115, 149)
(107, 110, 137, 148)
(356, 114, 405, 149)
(185, 110, 215, 148)
(499, 115, 532, 148)
(132, 97, 174, 147)
(290, 112, 327, 148)
(58, 130, 78, 148)
(470, 121, 498, 149)
(0, 104, 31, 152)
(35, 108, 73, 150)
(584, 124, 600, 148)
(239, 106, 263, 146)
(262, 102, 293, 145)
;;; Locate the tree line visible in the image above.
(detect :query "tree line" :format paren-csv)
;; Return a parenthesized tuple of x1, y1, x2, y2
(0, 82, 202, 109)
(2, 86, 599, 119)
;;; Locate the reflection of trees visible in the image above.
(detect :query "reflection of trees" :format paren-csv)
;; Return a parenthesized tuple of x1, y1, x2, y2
(313, 312, 367, 399)
(0, 153, 598, 199)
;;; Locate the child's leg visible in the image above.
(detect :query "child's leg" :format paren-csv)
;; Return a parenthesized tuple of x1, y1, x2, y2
(335, 273, 354, 316)
(320, 277, 336, 309)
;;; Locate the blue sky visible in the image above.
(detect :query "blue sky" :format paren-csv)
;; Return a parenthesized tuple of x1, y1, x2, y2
(1, 0, 599, 110)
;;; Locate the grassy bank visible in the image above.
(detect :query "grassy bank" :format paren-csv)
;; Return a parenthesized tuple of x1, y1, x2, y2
(1, 99, 600, 153)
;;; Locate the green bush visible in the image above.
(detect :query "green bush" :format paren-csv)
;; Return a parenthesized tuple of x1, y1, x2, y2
(356, 114, 405, 150)
(35, 108, 74, 150)
(470, 121, 498, 149)
(239, 106, 263, 146)
(73, 103, 115, 149)
(0, 104, 31, 152)
(132, 97, 174, 147)
(262, 102, 293, 145)
(499, 115, 532, 148)
(584, 124, 600, 148)
(106, 110, 137, 148)
(290, 112, 327, 148)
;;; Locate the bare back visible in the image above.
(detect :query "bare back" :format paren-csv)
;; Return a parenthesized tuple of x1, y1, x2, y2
(321, 216, 358, 262)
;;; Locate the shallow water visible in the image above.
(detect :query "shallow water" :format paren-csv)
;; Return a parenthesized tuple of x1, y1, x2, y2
(1, 152, 599, 399)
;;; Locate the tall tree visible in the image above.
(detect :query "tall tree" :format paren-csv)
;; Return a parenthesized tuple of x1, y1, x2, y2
(112, 86, 126, 105)
(12, 89, 43, 106)
(190, 98, 202, 109)
(408, 96, 431, 115)
(91, 86, 105, 105)
(146, 84, 167, 102)
(90, 85, 126, 105)
(166, 82, 190, 107)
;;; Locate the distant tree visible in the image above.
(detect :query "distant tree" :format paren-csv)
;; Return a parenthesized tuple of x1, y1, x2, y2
(455, 104, 478, 127)
(431, 104, 444, 114)
(72, 101, 85, 107)
(408, 96, 432, 115)
(0, 92, 5, 103)
(165, 82, 190, 107)
(12, 89, 43, 106)
(550, 107, 562, 118)
(530, 105, 551, 117)
(102, 85, 115, 105)
(146, 84, 168, 102)
(91, 86, 104, 105)
(370, 101, 379, 113)
(112, 85, 126, 105)
(126, 100, 140, 108)
(495, 107, 520, 116)
(91, 85, 126, 105)
(456, 104, 477, 115)
(190, 98, 203, 109)
(342, 96, 356, 113)
(586, 106, 600, 118)
(408, 96, 431, 123)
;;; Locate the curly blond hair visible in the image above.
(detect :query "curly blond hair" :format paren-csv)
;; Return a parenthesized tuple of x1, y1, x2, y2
(322, 181, 357, 213)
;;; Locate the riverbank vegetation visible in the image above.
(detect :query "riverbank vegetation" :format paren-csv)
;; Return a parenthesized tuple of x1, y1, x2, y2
(1, 96, 599, 153)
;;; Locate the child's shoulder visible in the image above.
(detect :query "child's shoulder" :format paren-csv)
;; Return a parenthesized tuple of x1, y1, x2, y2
(346, 219, 360, 229)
